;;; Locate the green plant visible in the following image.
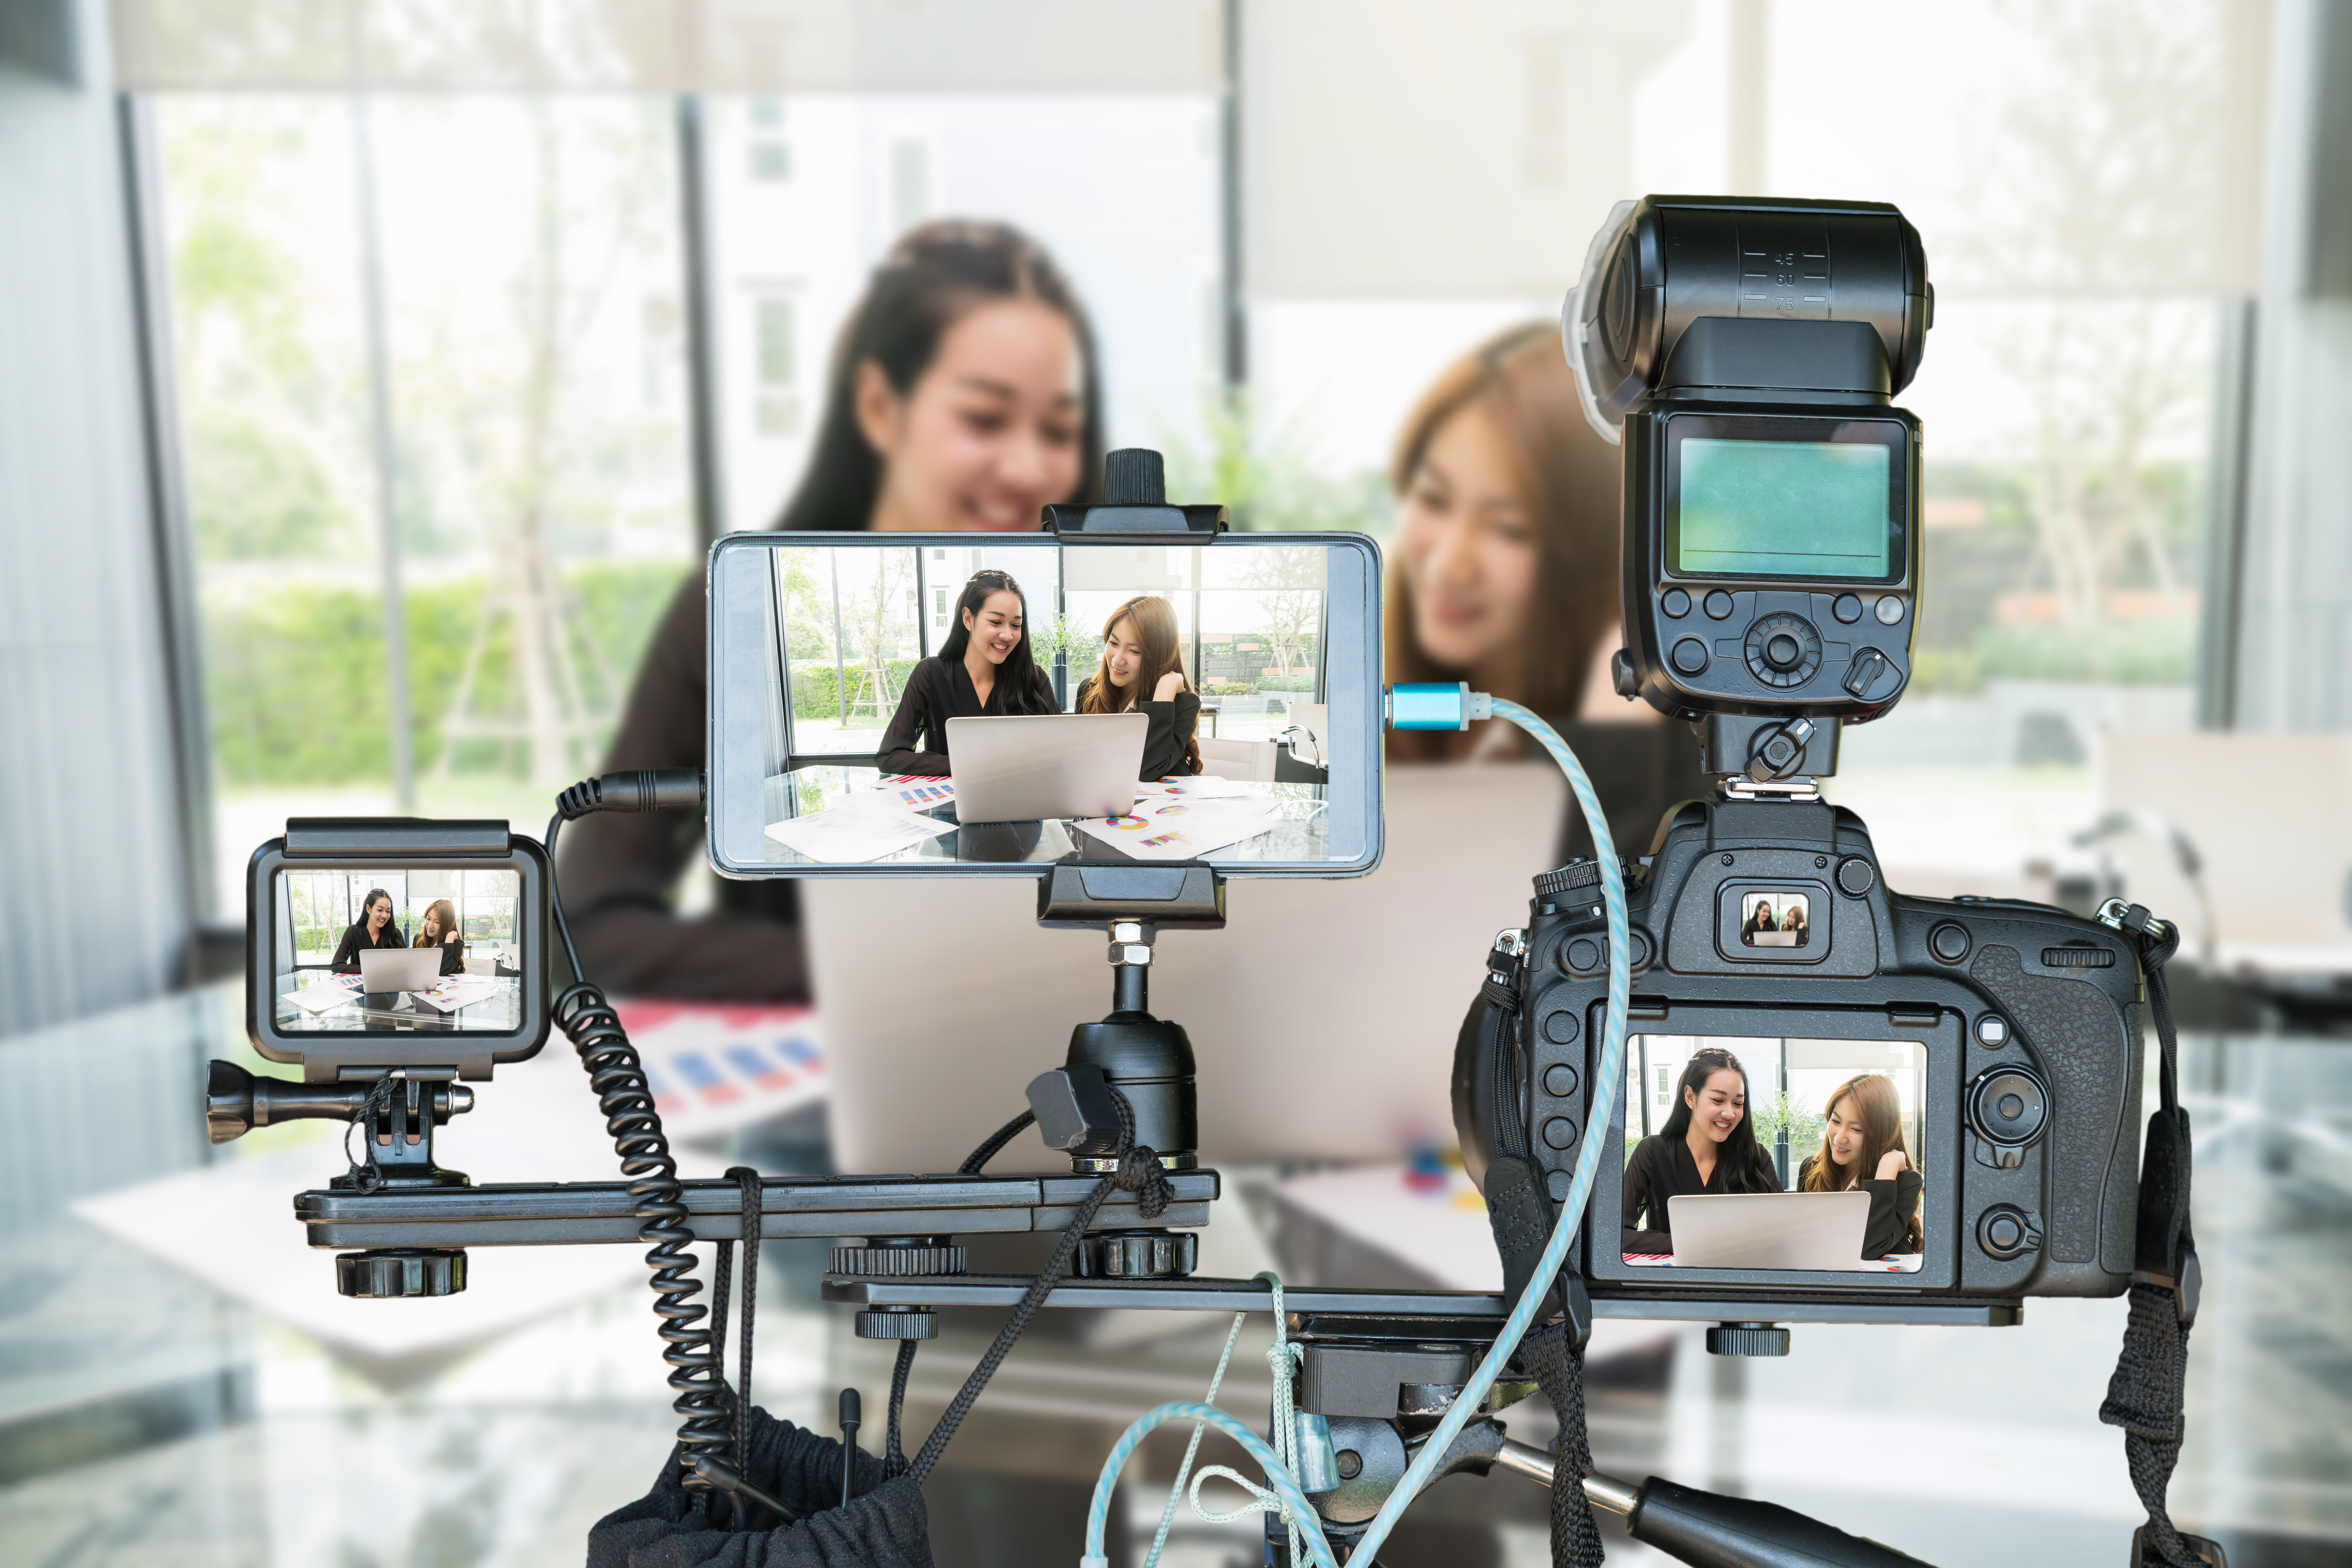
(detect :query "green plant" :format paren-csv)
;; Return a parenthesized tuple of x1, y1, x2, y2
(1750, 1091, 1825, 1178)
(1160, 393, 1391, 534)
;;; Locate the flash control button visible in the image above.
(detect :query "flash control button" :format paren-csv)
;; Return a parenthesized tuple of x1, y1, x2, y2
(1703, 590, 1735, 619)
(1742, 613, 1822, 689)
(1671, 638, 1710, 675)
(1874, 595, 1906, 624)
(1832, 593, 1864, 624)
(1662, 588, 1691, 618)
(1843, 647, 1891, 698)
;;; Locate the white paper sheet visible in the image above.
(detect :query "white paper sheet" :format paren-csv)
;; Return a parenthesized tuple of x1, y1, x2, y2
(412, 976, 499, 1013)
(764, 804, 953, 862)
(284, 980, 359, 1015)
(1135, 774, 1258, 801)
(853, 775, 958, 815)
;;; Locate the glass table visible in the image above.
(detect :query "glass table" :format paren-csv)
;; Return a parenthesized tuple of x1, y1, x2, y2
(755, 765, 1332, 868)
(272, 971, 524, 1034)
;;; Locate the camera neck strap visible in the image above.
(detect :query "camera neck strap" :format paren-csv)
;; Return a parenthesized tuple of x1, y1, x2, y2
(2100, 903, 2223, 1568)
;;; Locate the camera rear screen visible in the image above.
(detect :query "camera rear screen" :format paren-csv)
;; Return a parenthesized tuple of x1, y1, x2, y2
(269, 866, 523, 1034)
(1673, 438, 1891, 579)
(1620, 1034, 1926, 1272)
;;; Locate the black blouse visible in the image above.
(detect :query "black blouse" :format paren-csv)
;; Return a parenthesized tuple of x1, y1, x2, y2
(421, 931, 465, 976)
(876, 656, 1058, 776)
(1797, 1154, 1926, 1259)
(330, 918, 408, 972)
(1073, 675, 1202, 780)
(1621, 1132, 1781, 1256)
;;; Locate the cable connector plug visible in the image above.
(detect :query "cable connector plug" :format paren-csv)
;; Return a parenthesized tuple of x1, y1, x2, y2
(556, 769, 705, 821)
(1385, 682, 1492, 731)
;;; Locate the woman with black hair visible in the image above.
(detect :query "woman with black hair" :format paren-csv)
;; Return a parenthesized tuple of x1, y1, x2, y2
(875, 568, 1059, 775)
(555, 221, 1103, 999)
(1621, 1046, 1781, 1257)
(329, 888, 406, 973)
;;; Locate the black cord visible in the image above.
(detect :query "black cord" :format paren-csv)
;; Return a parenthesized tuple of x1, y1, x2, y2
(907, 1094, 1171, 1483)
(342, 1073, 399, 1193)
(885, 1339, 917, 1470)
(728, 1163, 763, 1470)
(958, 1109, 1038, 1175)
(544, 808, 730, 1492)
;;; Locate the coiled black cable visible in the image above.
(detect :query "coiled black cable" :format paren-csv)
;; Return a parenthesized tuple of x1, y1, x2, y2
(546, 809, 730, 1490)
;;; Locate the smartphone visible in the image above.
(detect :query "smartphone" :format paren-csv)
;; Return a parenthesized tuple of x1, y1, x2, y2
(705, 532, 1382, 877)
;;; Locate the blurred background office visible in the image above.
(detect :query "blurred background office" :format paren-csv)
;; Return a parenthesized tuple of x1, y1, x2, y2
(4, 1, 2350, 1564)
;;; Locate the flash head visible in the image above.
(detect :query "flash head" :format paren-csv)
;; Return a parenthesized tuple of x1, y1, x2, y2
(1564, 196, 1933, 443)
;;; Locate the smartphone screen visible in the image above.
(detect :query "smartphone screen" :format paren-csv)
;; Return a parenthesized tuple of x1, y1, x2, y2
(705, 532, 1382, 877)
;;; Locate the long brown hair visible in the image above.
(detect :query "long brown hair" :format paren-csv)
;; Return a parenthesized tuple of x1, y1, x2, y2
(1384, 321, 1621, 761)
(1078, 596, 1202, 774)
(1802, 1073, 1922, 1251)
(414, 899, 459, 948)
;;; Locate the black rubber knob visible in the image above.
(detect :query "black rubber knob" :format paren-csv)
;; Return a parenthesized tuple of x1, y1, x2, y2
(1835, 857, 1876, 896)
(1103, 447, 1166, 505)
(1704, 1322, 1789, 1357)
(1766, 633, 1802, 669)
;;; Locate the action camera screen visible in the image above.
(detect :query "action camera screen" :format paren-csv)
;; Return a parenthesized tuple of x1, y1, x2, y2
(269, 865, 524, 1034)
(1619, 1033, 1927, 1272)
(1673, 437, 1891, 579)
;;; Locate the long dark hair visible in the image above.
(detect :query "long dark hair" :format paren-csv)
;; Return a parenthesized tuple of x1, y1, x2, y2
(1385, 321, 1620, 760)
(778, 220, 1105, 531)
(352, 887, 396, 944)
(1655, 1047, 1776, 1192)
(936, 569, 1056, 714)
(1078, 595, 1202, 773)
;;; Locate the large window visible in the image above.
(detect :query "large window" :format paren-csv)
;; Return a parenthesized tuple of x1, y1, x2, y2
(158, 96, 699, 916)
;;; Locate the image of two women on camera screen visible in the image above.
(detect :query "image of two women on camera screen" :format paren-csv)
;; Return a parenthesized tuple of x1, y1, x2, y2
(870, 576, 1203, 781)
(1622, 1044, 1926, 1267)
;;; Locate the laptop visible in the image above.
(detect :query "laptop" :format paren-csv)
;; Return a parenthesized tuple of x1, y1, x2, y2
(1666, 1190, 1877, 1270)
(804, 762, 1571, 1172)
(945, 712, 1148, 824)
(358, 946, 443, 994)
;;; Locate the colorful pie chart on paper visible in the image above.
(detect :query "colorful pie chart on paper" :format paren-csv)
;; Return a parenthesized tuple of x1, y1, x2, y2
(1108, 815, 1149, 829)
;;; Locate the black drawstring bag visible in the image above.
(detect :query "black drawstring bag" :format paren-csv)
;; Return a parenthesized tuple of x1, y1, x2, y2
(587, 1405, 934, 1568)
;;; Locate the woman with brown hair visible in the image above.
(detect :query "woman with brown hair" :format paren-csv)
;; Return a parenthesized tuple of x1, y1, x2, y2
(1384, 321, 1637, 763)
(1799, 1073, 1925, 1258)
(412, 898, 465, 977)
(1075, 594, 1202, 779)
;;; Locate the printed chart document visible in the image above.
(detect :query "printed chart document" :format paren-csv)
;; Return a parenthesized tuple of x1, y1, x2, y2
(413, 975, 499, 1013)
(766, 806, 954, 864)
(1071, 792, 1281, 860)
(858, 775, 957, 814)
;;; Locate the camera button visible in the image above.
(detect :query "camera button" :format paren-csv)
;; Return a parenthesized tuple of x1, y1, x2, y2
(1671, 637, 1710, 675)
(1542, 1011, 1580, 1045)
(1835, 857, 1876, 896)
(1929, 922, 1971, 963)
(1976, 1015, 2010, 1047)
(1662, 588, 1691, 618)
(1541, 1116, 1580, 1151)
(1832, 592, 1864, 624)
(1874, 595, 1906, 624)
(1703, 590, 1736, 619)
(1543, 1064, 1579, 1097)
(1564, 937, 1602, 973)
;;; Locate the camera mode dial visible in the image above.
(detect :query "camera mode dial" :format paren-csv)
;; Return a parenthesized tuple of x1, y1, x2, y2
(1742, 613, 1823, 689)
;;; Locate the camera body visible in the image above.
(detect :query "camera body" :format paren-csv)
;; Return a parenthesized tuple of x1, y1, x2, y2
(1445, 193, 2152, 1311)
(1457, 799, 2145, 1304)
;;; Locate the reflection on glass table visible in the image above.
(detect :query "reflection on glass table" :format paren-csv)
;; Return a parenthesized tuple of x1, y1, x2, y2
(272, 971, 523, 1033)
(756, 765, 1330, 868)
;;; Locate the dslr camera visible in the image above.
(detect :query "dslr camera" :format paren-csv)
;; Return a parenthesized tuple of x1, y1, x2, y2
(1455, 197, 2149, 1328)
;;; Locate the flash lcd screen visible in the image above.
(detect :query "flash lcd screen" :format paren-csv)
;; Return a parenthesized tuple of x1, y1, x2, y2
(1674, 438, 1892, 579)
